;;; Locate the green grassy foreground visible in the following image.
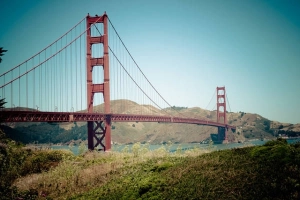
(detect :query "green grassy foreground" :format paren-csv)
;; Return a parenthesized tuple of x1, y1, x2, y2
(1, 137, 300, 199)
(70, 139, 300, 200)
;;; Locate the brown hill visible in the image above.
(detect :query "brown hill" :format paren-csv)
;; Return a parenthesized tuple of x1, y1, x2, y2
(6, 100, 299, 144)
(107, 101, 276, 144)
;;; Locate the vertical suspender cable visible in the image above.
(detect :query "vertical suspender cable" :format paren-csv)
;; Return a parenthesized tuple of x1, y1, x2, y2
(75, 26, 78, 112)
(70, 29, 73, 111)
(61, 38, 63, 111)
(33, 58, 35, 110)
(10, 70, 13, 110)
(26, 61, 28, 109)
(19, 65, 20, 110)
(80, 27, 82, 111)
(50, 46, 52, 111)
(65, 34, 68, 112)
(125, 48, 127, 113)
(44, 51, 46, 111)
(39, 53, 41, 111)
(55, 41, 57, 111)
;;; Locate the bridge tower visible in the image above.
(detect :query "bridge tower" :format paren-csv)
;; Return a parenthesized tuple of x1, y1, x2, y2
(86, 13, 111, 151)
(217, 86, 228, 143)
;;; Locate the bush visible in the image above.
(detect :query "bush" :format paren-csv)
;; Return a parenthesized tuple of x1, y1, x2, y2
(278, 124, 284, 129)
(263, 120, 271, 131)
(0, 140, 67, 199)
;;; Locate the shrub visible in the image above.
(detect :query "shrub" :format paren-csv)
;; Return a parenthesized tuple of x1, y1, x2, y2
(0, 143, 67, 199)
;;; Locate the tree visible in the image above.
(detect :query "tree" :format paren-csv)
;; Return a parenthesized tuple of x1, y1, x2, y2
(0, 98, 6, 109)
(0, 47, 7, 120)
(0, 98, 6, 132)
(0, 47, 7, 63)
(0, 99, 6, 140)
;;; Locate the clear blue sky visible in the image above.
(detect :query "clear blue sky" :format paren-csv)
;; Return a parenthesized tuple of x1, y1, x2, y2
(0, 0, 299, 124)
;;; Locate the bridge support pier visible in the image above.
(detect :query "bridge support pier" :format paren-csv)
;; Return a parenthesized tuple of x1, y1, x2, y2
(217, 127, 228, 143)
(87, 116, 111, 151)
(86, 13, 111, 151)
(217, 87, 228, 143)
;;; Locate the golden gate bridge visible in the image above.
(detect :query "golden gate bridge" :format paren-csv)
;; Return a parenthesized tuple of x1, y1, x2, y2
(0, 13, 235, 151)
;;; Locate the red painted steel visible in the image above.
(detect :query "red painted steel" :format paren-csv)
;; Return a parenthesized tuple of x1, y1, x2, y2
(0, 111, 236, 130)
(217, 87, 228, 142)
(86, 13, 111, 151)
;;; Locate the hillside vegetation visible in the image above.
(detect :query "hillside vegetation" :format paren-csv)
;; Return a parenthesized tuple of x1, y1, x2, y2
(3, 138, 300, 199)
(0, 129, 68, 199)
(3, 100, 300, 145)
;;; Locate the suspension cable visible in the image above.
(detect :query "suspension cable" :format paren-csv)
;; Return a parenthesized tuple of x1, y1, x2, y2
(205, 89, 216, 110)
(0, 16, 103, 89)
(107, 17, 174, 110)
(226, 92, 232, 113)
(0, 16, 86, 77)
(93, 24, 177, 116)
(105, 19, 195, 118)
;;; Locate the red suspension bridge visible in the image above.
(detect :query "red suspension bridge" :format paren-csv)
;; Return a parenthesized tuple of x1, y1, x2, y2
(0, 13, 235, 151)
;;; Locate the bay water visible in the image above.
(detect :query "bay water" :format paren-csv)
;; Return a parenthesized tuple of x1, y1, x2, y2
(51, 138, 300, 155)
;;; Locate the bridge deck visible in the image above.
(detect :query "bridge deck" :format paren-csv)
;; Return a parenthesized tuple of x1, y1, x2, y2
(0, 111, 236, 130)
